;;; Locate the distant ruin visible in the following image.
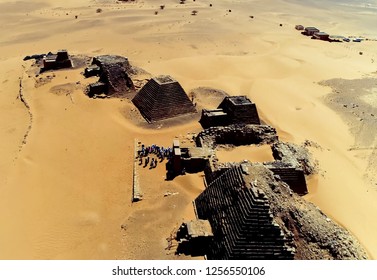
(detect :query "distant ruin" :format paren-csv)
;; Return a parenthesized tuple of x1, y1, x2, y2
(297, 25, 359, 42)
(313, 32, 329, 41)
(132, 75, 196, 122)
(85, 55, 135, 98)
(42, 50, 72, 72)
(200, 96, 261, 128)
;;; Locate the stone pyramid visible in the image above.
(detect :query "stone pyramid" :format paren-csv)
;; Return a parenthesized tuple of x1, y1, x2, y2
(195, 165, 295, 259)
(132, 75, 196, 122)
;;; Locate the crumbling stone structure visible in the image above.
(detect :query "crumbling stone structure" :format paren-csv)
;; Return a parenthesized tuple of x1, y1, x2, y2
(194, 124, 277, 185)
(162, 87, 367, 259)
(176, 220, 214, 256)
(191, 163, 368, 259)
(169, 139, 214, 179)
(92, 55, 130, 72)
(194, 126, 310, 195)
(85, 55, 134, 97)
(196, 124, 278, 148)
(262, 142, 315, 195)
(271, 142, 315, 175)
(42, 50, 72, 71)
(303, 26, 320, 36)
(200, 96, 260, 128)
(194, 165, 295, 259)
(264, 161, 307, 195)
(132, 75, 196, 122)
(87, 82, 106, 97)
(250, 164, 367, 259)
(84, 64, 101, 77)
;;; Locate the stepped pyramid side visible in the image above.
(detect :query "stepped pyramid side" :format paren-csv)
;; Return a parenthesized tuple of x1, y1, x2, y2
(132, 76, 196, 122)
(195, 166, 294, 259)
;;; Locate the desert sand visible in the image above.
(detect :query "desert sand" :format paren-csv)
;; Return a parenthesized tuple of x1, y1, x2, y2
(1, 0, 377, 259)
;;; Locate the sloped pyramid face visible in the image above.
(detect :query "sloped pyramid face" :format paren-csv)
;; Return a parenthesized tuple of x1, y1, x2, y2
(132, 75, 196, 122)
(195, 166, 295, 259)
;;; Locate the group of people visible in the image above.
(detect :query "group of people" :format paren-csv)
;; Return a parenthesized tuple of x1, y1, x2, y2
(137, 144, 173, 169)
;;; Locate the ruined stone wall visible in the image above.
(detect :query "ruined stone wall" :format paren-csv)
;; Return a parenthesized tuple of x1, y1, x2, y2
(196, 124, 278, 148)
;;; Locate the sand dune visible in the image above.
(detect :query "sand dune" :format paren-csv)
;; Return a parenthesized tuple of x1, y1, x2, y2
(1, 0, 377, 259)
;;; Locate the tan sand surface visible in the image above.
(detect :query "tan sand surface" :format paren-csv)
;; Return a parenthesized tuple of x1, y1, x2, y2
(216, 144, 275, 164)
(1, 0, 377, 259)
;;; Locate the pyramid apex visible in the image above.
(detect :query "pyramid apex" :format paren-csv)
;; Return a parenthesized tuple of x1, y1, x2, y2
(153, 75, 176, 85)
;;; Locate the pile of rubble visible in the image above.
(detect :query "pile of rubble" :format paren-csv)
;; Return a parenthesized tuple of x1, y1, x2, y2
(196, 124, 278, 148)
